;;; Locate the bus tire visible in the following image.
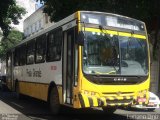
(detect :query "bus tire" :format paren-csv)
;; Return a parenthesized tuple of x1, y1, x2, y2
(148, 108, 155, 111)
(15, 82, 23, 99)
(49, 87, 61, 115)
(102, 107, 117, 114)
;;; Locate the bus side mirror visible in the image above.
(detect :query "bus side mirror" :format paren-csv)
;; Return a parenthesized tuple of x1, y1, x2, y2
(77, 31, 84, 46)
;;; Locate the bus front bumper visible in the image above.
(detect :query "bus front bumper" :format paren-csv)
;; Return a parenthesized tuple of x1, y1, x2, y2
(78, 93, 148, 108)
(78, 93, 133, 108)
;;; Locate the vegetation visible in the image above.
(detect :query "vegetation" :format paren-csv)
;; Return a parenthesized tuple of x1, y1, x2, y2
(0, 30, 23, 59)
(0, 0, 26, 36)
(37, 0, 158, 22)
(38, 0, 160, 59)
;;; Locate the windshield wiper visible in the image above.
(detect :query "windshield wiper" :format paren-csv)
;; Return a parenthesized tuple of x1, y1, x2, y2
(91, 70, 116, 75)
(99, 25, 120, 74)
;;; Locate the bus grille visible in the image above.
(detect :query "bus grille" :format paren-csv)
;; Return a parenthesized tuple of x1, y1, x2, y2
(106, 99, 132, 104)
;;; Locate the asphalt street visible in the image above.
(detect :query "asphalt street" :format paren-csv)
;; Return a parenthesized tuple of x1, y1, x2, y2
(0, 90, 160, 120)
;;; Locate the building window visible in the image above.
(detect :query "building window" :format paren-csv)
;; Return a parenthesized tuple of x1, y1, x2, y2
(27, 27, 29, 36)
(24, 29, 27, 37)
(36, 21, 39, 31)
(39, 20, 41, 29)
(29, 26, 31, 35)
(45, 14, 48, 24)
(41, 19, 43, 29)
(32, 24, 35, 33)
(35, 23, 37, 32)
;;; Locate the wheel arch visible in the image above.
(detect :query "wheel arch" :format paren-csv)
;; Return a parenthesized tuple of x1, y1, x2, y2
(47, 81, 57, 103)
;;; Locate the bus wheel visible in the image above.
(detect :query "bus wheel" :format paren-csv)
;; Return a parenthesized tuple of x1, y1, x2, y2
(148, 108, 155, 111)
(15, 82, 23, 99)
(102, 107, 117, 114)
(49, 87, 61, 115)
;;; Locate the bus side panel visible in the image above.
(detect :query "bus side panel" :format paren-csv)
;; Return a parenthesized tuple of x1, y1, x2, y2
(19, 81, 49, 101)
(14, 61, 62, 102)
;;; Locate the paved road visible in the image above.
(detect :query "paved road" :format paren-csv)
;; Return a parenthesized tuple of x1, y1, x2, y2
(0, 90, 160, 120)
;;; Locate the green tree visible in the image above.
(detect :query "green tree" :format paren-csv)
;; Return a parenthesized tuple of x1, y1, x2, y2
(0, 30, 23, 59)
(38, 0, 156, 22)
(0, 0, 26, 36)
(38, 0, 160, 58)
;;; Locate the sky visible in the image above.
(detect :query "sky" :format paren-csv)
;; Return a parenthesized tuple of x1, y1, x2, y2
(36, 0, 43, 7)
(12, 0, 43, 32)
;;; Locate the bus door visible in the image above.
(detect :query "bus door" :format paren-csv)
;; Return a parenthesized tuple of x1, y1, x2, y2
(6, 51, 14, 90)
(63, 28, 75, 105)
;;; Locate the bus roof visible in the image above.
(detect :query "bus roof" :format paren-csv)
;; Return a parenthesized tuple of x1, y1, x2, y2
(8, 11, 145, 51)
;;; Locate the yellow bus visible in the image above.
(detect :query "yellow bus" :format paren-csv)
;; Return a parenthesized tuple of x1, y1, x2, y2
(6, 11, 150, 114)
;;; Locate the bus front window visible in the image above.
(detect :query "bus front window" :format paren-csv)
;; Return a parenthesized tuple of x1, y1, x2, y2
(83, 31, 148, 76)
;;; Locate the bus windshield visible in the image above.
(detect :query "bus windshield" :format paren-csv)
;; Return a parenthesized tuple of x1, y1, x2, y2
(83, 31, 148, 76)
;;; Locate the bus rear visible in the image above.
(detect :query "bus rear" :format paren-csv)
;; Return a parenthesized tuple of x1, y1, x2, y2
(74, 11, 150, 111)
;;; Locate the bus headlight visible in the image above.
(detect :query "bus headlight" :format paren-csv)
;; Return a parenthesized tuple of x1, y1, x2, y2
(138, 89, 147, 97)
(84, 90, 89, 95)
(83, 90, 97, 96)
(91, 92, 96, 96)
(136, 89, 149, 104)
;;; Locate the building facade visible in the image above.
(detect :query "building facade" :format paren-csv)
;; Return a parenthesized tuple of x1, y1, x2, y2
(23, 6, 54, 38)
(12, 0, 36, 32)
(149, 32, 160, 96)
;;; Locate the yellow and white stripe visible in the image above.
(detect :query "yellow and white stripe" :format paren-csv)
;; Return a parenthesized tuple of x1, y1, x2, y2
(78, 93, 134, 108)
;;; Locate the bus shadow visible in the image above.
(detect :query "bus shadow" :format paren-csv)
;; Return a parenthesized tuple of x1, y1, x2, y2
(121, 107, 157, 113)
(0, 91, 134, 120)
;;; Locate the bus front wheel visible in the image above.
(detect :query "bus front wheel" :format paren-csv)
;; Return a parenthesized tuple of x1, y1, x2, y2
(49, 87, 61, 115)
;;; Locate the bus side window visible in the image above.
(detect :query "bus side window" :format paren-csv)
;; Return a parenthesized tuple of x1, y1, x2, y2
(26, 40, 35, 64)
(14, 48, 20, 66)
(47, 28, 62, 62)
(19, 44, 26, 66)
(35, 34, 46, 63)
(55, 30, 62, 60)
(7, 52, 11, 68)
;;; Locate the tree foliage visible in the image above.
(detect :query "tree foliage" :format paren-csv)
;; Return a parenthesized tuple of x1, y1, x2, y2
(0, 0, 26, 36)
(38, 0, 160, 58)
(0, 30, 23, 59)
(38, 0, 159, 23)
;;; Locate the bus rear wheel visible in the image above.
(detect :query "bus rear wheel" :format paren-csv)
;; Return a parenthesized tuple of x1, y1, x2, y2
(49, 87, 61, 115)
(15, 82, 24, 99)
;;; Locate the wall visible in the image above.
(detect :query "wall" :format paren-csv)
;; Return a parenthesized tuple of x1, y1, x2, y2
(150, 60, 159, 94)
(12, 0, 36, 31)
(149, 31, 160, 95)
(23, 6, 54, 38)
